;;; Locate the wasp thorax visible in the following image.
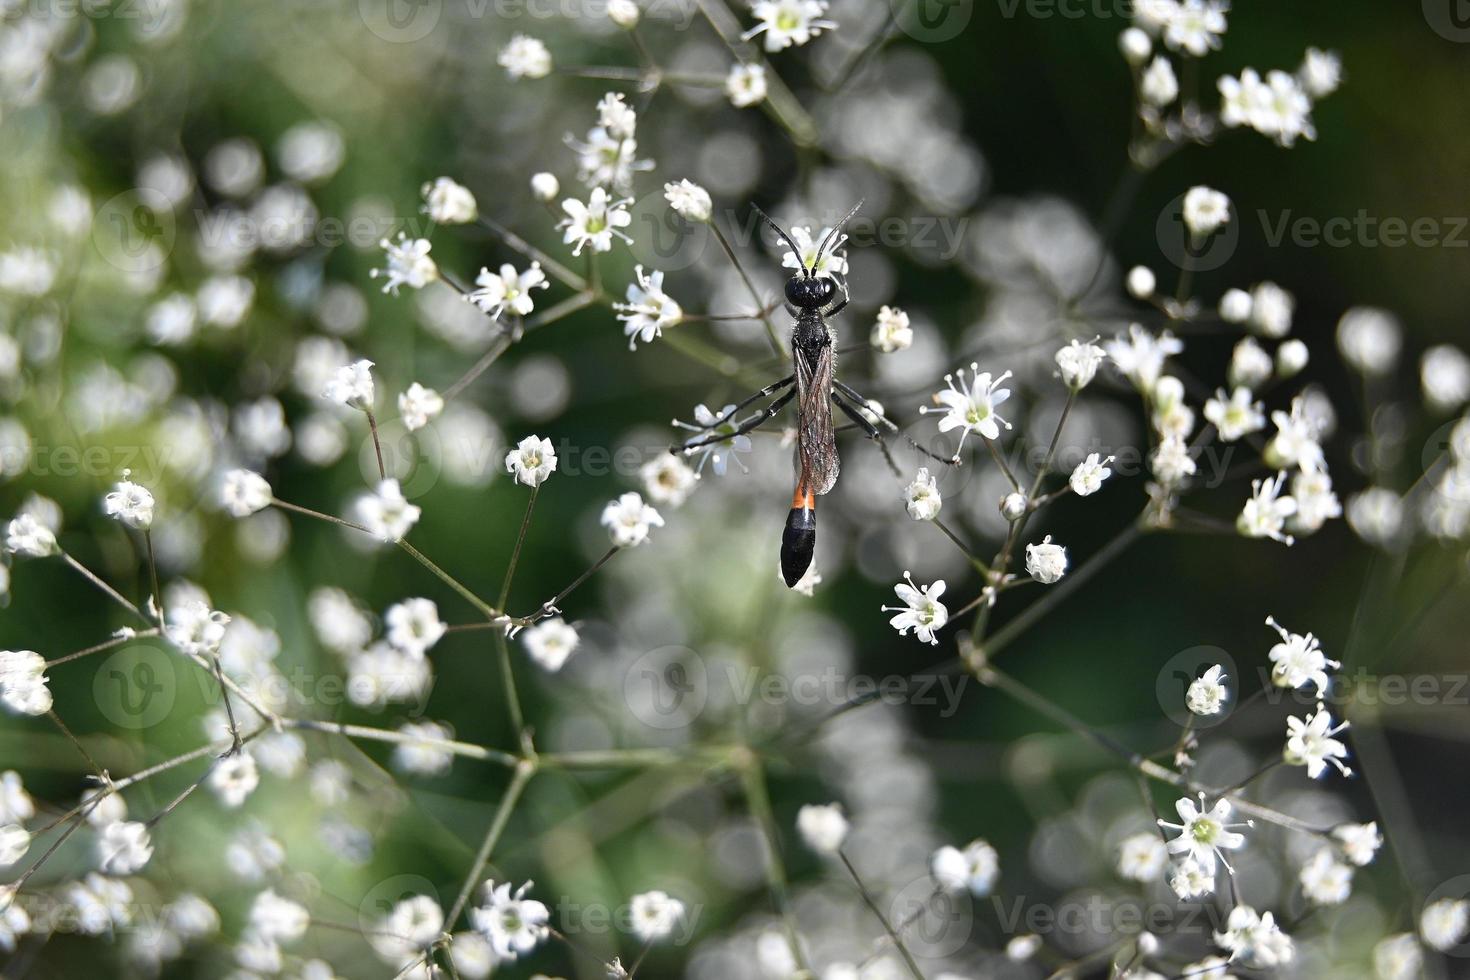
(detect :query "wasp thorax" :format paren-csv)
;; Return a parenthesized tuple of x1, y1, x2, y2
(785, 275, 836, 309)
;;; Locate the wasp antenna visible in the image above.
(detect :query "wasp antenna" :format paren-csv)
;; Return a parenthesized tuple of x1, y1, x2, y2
(751, 203, 809, 276)
(813, 198, 865, 270)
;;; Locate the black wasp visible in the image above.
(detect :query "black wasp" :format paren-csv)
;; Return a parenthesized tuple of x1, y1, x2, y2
(672, 201, 952, 589)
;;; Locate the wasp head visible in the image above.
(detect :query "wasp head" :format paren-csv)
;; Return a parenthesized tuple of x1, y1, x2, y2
(785, 274, 836, 310)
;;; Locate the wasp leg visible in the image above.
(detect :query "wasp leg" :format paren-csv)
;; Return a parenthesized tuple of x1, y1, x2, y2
(676, 388, 796, 454)
(669, 375, 795, 452)
(832, 379, 959, 467)
(831, 389, 904, 479)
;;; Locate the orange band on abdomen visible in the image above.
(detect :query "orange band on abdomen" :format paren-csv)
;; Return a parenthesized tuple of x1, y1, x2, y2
(791, 482, 815, 511)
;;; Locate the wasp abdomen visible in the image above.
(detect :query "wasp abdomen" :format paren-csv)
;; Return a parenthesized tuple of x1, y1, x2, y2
(781, 486, 816, 588)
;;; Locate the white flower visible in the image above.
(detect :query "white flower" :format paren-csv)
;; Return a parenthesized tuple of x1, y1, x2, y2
(1151, 376, 1194, 440)
(1000, 492, 1027, 520)
(146, 292, 198, 345)
(726, 63, 768, 107)
(1264, 615, 1337, 692)
(664, 179, 712, 223)
(607, 0, 640, 26)
(98, 821, 153, 875)
(1220, 69, 1316, 146)
(391, 721, 454, 777)
(1055, 338, 1107, 390)
(370, 893, 444, 965)
(323, 359, 375, 410)
(421, 177, 477, 224)
(5, 514, 57, 558)
(221, 470, 272, 517)
(1152, 436, 1197, 485)
(66, 873, 134, 935)
(1069, 454, 1113, 496)
(498, 35, 552, 79)
(209, 753, 261, 807)
(1119, 26, 1152, 65)
(102, 471, 155, 531)
(1007, 935, 1043, 962)
(1183, 186, 1230, 236)
(560, 188, 634, 256)
(1106, 325, 1182, 392)
(470, 262, 548, 320)
(1421, 898, 1470, 952)
(1159, 794, 1248, 875)
(0, 247, 57, 297)
(372, 234, 438, 295)
(1275, 338, 1309, 379)
(521, 618, 579, 672)
(1299, 848, 1352, 905)
(1, 650, 52, 716)
(778, 224, 849, 278)
(1140, 56, 1178, 105)
(1237, 472, 1297, 545)
(883, 572, 948, 645)
(931, 839, 999, 896)
(741, 0, 835, 52)
(1228, 338, 1272, 390)
(615, 266, 683, 350)
(601, 492, 664, 547)
(871, 306, 913, 353)
(398, 383, 444, 432)
(1025, 536, 1067, 584)
(1422, 345, 1470, 412)
(640, 454, 698, 508)
(0, 824, 30, 867)
(530, 172, 560, 201)
(676, 403, 754, 476)
(469, 880, 549, 961)
(1126, 265, 1156, 299)
(923, 363, 1013, 459)
(0, 772, 33, 824)
(1264, 397, 1326, 473)
(166, 601, 231, 657)
(629, 891, 684, 943)
(1187, 664, 1228, 716)
(1219, 287, 1252, 323)
(1333, 822, 1381, 867)
(1162, 0, 1226, 56)
(1249, 281, 1295, 338)
(1346, 487, 1404, 549)
(1298, 47, 1342, 99)
(1285, 704, 1352, 778)
(1337, 307, 1402, 375)
(504, 435, 558, 488)
(250, 888, 309, 943)
(385, 598, 446, 656)
(1214, 905, 1293, 968)
(1374, 933, 1424, 980)
(1203, 388, 1265, 443)
(1117, 832, 1169, 881)
(355, 479, 422, 542)
(796, 803, 849, 855)
(904, 468, 942, 520)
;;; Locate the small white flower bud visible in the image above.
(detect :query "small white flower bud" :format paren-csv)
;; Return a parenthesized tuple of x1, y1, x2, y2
(608, 0, 640, 27)
(1000, 492, 1027, 521)
(530, 172, 560, 202)
(1119, 27, 1151, 66)
(1277, 339, 1310, 379)
(1126, 265, 1156, 299)
(1219, 288, 1252, 323)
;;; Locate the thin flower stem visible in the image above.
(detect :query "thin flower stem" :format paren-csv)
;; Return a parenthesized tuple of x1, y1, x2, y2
(522, 546, 622, 623)
(1027, 390, 1077, 502)
(499, 488, 539, 611)
(930, 518, 991, 574)
(46, 710, 106, 780)
(142, 530, 163, 621)
(182, 649, 283, 728)
(738, 754, 811, 974)
(708, 218, 786, 359)
(446, 760, 536, 929)
(61, 552, 146, 623)
(985, 437, 1022, 492)
(495, 487, 541, 735)
(365, 409, 387, 481)
(837, 849, 927, 980)
(286, 718, 521, 767)
(693, 0, 819, 146)
(538, 745, 737, 769)
(443, 331, 515, 402)
(45, 628, 160, 668)
(209, 652, 243, 752)
(477, 215, 587, 292)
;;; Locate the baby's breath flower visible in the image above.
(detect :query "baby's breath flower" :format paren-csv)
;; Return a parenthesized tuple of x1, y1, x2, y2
(103, 470, 155, 530)
(521, 617, 579, 672)
(498, 35, 552, 79)
(1126, 265, 1155, 299)
(355, 479, 421, 542)
(1421, 345, 1470, 412)
(1106, 325, 1182, 392)
(421, 176, 478, 224)
(209, 753, 260, 807)
(1299, 47, 1342, 99)
(664, 179, 712, 223)
(1332, 821, 1381, 866)
(614, 266, 683, 350)
(629, 891, 684, 943)
(725, 63, 768, 107)
(871, 305, 913, 352)
(1299, 848, 1352, 906)
(470, 880, 549, 961)
(778, 224, 848, 278)
(322, 359, 375, 411)
(0, 824, 30, 867)
(676, 404, 752, 475)
(98, 820, 153, 875)
(0, 650, 51, 716)
(1117, 832, 1169, 881)
(922, 363, 1013, 460)
(1218, 287, 1252, 323)
(505, 435, 558, 488)
(8, 513, 61, 557)
(931, 839, 999, 896)
(1159, 794, 1249, 876)
(1069, 453, 1113, 496)
(1151, 436, 1196, 485)
(165, 601, 231, 657)
(796, 803, 848, 855)
(372, 234, 438, 295)
(385, 598, 446, 656)
(1162, 0, 1226, 57)
(601, 492, 664, 547)
(883, 572, 948, 645)
(1346, 487, 1404, 548)
(1055, 338, 1107, 390)
(1229, 337, 1273, 389)
(1141, 56, 1178, 105)
(639, 454, 697, 508)
(1374, 934, 1423, 980)
(398, 383, 444, 432)
(607, 0, 640, 27)
(1025, 535, 1067, 584)
(1249, 281, 1295, 338)
(1204, 388, 1265, 442)
(530, 172, 560, 201)
(559, 188, 634, 256)
(471, 263, 549, 323)
(1264, 615, 1337, 692)
(1237, 472, 1297, 545)
(1336, 306, 1402, 376)
(1263, 397, 1325, 473)
(741, 0, 836, 52)
(391, 721, 454, 777)
(904, 468, 942, 520)
(1420, 898, 1470, 952)
(1182, 185, 1230, 237)
(1186, 664, 1228, 715)
(1119, 27, 1151, 65)
(1284, 703, 1352, 778)
(1214, 905, 1293, 968)
(249, 888, 309, 943)
(1000, 492, 1028, 521)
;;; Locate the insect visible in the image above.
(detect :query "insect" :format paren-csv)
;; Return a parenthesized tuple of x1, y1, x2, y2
(672, 202, 952, 589)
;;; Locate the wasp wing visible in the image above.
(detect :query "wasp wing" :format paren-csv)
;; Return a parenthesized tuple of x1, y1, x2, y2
(794, 339, 839, 495)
